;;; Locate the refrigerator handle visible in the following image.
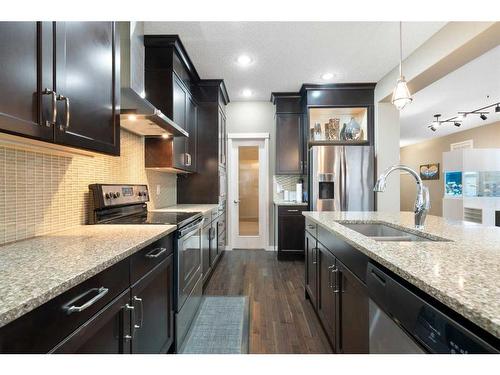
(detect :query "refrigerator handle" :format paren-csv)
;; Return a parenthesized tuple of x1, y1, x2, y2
(340, 147, 348, 211)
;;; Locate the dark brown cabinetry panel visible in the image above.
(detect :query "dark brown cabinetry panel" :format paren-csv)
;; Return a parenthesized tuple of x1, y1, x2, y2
(131, 255, 174, 354)
(0, 22, 53, 141)
(337, 262, 369, 353)
(317, 243, 337, 349)
(185, 94, 197, 172)
(53, 22, 120, 155)
(201, 221, 211, 284)
(305, 230, 318, 309)
(276, 114, 304, 174)
(277, 206, 305, 260)
(51, 290, 132, 354)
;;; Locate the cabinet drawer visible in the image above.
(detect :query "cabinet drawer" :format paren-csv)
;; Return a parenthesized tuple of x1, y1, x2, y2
(278, 205, 307, 216)
(0, 257, 129, 353)
(130, 234, 174, 285)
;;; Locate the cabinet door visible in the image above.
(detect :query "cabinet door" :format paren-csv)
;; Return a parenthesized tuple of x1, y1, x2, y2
(185, 94, 197, 172)
(277, 212, 305, 259)
(317, 244, 337, 349)
(53, 22, 119, 155)
(50, 290, 132, 354)
(131, 255, 174, 354)
(305, 231, 318, 309)
(338, 262, 369, 354)
(201, 224, 211, 282)
(172, 74, 187, 169)
(276, 114, 303, 174)
(0, 22, 54, 140)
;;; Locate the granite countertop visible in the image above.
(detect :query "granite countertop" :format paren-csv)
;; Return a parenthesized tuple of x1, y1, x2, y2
(302, 211, 500, 339)
(151, 204, 219, 214)
(0, 224, 176, 328)
(274, 200, 308, 206)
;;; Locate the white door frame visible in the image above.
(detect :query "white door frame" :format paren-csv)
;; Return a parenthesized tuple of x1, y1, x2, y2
(227, 133, 269, 249)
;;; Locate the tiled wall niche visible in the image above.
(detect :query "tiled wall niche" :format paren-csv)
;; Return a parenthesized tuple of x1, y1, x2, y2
(0, 130, 176, 245)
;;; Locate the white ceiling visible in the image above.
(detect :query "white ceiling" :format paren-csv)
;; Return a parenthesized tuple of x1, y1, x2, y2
(400, 45, 500, 147)
(144, 22, 445, 101)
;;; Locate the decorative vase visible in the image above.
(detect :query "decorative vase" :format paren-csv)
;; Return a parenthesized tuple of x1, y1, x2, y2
(345, 117, 361, 140)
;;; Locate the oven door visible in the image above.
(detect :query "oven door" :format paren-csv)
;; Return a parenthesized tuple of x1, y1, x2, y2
(176, 217, 203, 310)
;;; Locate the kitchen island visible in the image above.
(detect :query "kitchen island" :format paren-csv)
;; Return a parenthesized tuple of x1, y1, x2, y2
(303, 211, 500, 352)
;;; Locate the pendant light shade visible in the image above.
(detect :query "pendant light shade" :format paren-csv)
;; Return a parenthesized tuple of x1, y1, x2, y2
(392, 22, 412, 110)
(392, 76, 412, 110)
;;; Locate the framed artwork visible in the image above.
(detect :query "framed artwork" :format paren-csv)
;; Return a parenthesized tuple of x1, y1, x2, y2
(420, 163, 440, 180)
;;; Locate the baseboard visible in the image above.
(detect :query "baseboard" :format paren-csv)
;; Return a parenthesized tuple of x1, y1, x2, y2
(265, 246, 276, 251)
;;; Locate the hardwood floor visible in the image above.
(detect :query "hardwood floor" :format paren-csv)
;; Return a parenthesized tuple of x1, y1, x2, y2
(204, 250, 333, 354)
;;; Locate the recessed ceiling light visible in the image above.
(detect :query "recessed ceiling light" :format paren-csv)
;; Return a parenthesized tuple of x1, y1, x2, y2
(236, 54, 253, 67)
(321, 72, 334, 80)
(242, 89, 253, 98)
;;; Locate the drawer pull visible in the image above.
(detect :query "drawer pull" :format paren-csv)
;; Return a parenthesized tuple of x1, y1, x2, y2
(133, 296, 144, 329)
(145, 247, 167, 258)
(63, 287, 109, 315)
(307, 224, 316, 229)
(124, 303, 135, 340)
(287, 209, 299, 212)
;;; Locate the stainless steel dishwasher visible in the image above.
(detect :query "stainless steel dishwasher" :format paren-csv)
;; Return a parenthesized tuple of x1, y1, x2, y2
(367, 262, 498, 354)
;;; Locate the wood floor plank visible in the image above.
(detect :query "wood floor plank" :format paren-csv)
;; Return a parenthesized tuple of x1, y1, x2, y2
(204, 250, 333, 354)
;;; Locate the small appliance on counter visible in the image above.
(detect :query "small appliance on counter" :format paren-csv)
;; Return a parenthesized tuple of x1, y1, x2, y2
(89, 184, 204, 352)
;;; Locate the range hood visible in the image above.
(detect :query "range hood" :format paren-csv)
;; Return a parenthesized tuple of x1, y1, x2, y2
(118, 22, 187, 137)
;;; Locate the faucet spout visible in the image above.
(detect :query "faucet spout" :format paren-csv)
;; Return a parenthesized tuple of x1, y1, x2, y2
(373, 164, 431, 229)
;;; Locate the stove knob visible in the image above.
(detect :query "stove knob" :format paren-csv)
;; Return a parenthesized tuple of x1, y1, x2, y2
(105, 193, 111, 199)
(115, 192, 121, 198)
(137, 191, 143, 197)
(142, 191, 148, 197)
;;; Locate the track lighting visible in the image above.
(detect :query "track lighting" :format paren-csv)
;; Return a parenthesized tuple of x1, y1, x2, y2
(480, 113, 488, 120)
(454, 122, 461, 127)
(429, 101, 498, 132)
(496, 104, 500, 113)
(458, 112, 467, 120)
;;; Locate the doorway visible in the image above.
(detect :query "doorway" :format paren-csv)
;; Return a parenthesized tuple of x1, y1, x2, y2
(228, 133, 269, 249)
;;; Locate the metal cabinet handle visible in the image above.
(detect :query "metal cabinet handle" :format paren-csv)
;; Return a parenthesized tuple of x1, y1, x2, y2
(133, 296, 143, 329)
(63, 287, 109, 315)
(145, 247, 167, 258)
(184, 153, 192, 167)
(57, 94, 70, 130)
(328, 264, 336, 288)
(42, 88, 57, 127)
(307, 224, 316, 229)
(287, 209, 299, 212)
(312, 248, 318, 264)
(124, 303, 135, 340)
(332, 269, 340, 293)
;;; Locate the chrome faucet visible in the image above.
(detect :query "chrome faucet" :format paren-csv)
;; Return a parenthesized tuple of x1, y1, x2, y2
(373, 164, 431, 229)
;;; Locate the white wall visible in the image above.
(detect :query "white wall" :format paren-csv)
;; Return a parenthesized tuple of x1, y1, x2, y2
(226, 102, 276, 247)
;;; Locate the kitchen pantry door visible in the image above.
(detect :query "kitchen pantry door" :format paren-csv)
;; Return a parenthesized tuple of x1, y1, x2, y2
(228, 134, 269, 249)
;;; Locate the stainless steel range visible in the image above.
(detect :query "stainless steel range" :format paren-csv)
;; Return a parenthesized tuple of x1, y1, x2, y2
(89, 184, 204, 352)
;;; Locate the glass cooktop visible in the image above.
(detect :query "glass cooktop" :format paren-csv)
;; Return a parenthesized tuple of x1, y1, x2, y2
(104, 211, 201, 227)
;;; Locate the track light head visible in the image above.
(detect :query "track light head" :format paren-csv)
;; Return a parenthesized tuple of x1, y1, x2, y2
(454, 122, 461, 127)
(430, 125, 437, 132)
(496, 104, 500, 113)
(480, 113, 488, 121)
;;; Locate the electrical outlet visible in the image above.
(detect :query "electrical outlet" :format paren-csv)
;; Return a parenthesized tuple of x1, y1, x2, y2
(156, 185, 161, 196)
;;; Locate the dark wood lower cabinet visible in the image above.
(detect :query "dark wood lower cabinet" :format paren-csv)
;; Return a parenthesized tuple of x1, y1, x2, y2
(50, 290, 132, 354)
(305, 230, 318, 309)
(317, 243, 337, 349)
(337, 262, 369, 354)
(131, 255, 174, 354)
(305, 231, 369, 353)
(277, 206, 305, 260)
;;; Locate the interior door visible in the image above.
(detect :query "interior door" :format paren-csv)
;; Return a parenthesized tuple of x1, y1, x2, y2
(54, 22, 119, 155)
(131, 255, 174, 354)
(317, 243, 337, 349)
(50, 290, 132, 354)
(229, 138, 268, 249)
(0, 22, 54, 140)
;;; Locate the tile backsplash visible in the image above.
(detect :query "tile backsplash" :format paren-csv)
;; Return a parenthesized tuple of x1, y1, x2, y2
(0, 129, 176, 245)
(273, 175, 307, 201)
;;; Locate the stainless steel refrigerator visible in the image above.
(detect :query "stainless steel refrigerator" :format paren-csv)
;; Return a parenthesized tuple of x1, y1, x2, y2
(309, 145, 374, 211)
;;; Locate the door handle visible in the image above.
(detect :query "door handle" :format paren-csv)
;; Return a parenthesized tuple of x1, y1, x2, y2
(57, 94, 70, 130)
(233, 200, 240, 204)
(42, 88, 57, 127)
(63, 287, 109, 315)
(133, 296, 143, 330)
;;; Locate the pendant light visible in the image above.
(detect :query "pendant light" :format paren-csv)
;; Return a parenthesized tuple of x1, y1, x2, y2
(392, 22, 413, 110)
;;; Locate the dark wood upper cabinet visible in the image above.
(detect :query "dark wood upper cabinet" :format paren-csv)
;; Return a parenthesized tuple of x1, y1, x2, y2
(185, 94, 197, 172)
(276, 113, 304, 174)
(53, 22, 120, 155)
(0, 22, 120, 155)
(0, 22, 53, 141)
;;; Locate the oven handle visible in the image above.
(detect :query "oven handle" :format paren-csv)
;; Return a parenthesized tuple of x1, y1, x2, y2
(178, 217, 204, 238)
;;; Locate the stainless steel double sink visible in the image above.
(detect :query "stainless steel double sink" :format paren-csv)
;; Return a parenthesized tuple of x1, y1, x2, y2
(339, 223, 449, 242)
